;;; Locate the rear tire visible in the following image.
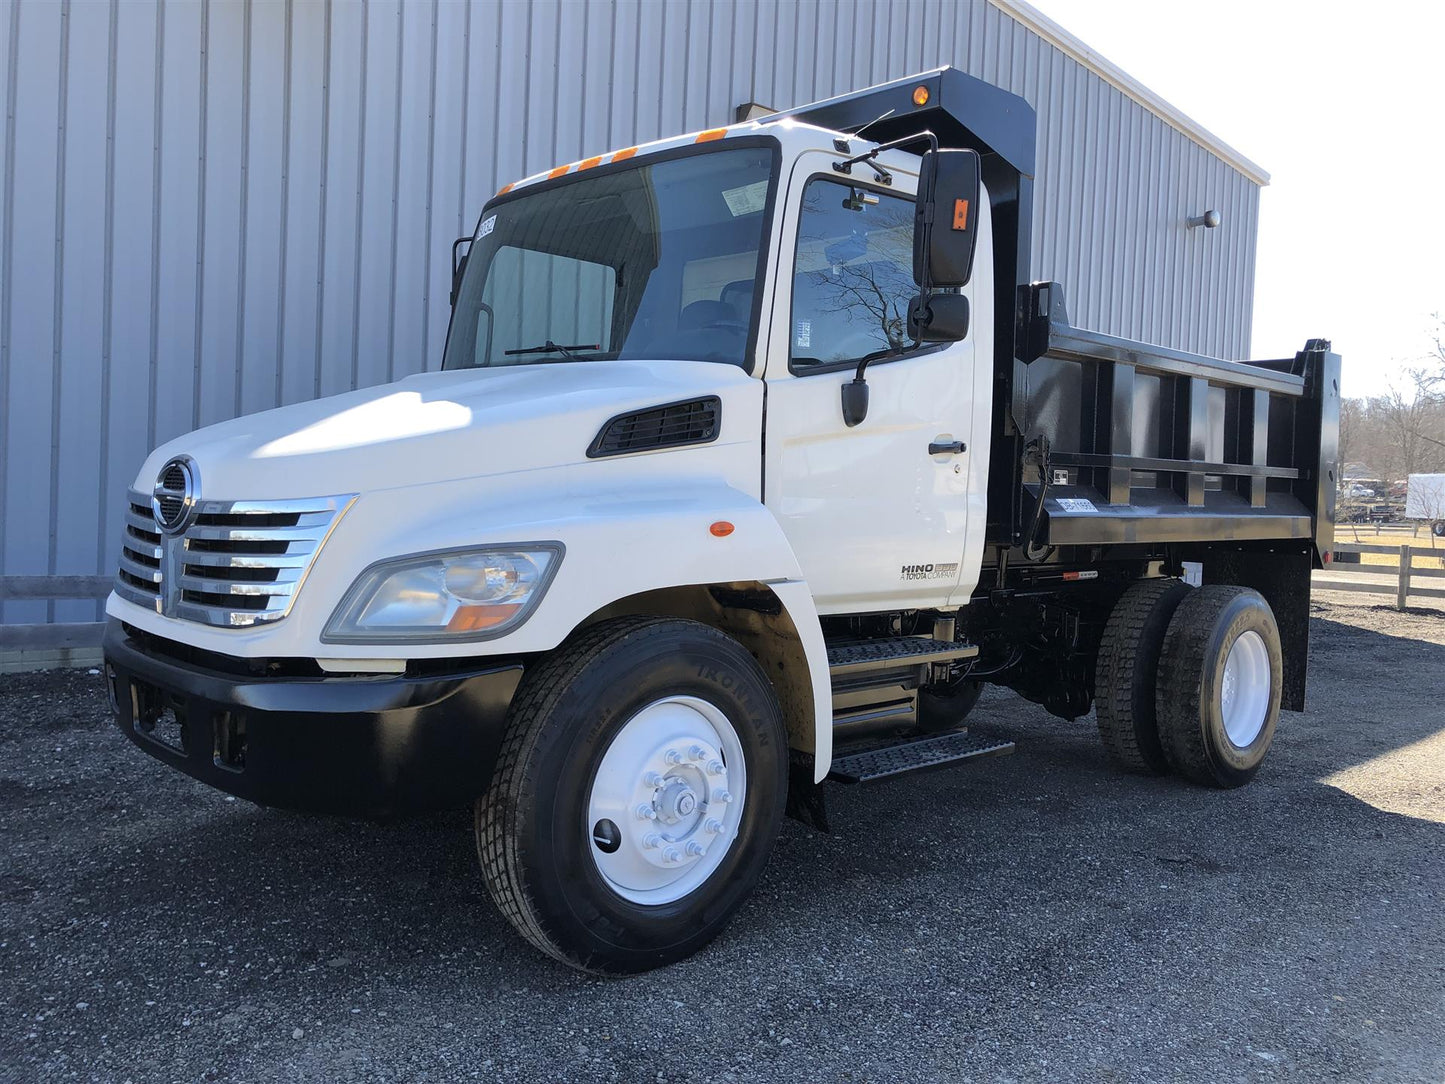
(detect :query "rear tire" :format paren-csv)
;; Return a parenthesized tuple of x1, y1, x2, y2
(916, 679, 984, 732)
(1156, 586, 1283, 788)
(475, 616, 787, 974)
(1094, 578, 1193, 774)
(1433, 520, 1445, 538)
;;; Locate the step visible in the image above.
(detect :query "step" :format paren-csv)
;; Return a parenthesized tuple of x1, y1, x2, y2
(826, 636, 978, 678)
(827, 730, 1015, 784)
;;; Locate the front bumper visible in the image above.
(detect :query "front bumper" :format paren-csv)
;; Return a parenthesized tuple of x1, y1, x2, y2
(103, 621, 523, 817)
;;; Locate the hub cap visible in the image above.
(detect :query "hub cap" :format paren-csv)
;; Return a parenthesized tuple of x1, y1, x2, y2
(586, 695, 747, 905)
(1220, 630, 1271, 748)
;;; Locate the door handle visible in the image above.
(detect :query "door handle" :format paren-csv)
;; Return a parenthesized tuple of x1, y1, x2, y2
(928, 440, 966, 456)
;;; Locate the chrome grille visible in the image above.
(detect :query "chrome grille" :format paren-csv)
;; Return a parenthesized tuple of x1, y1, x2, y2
(155, 462, 189, 524)
(113, 492, 355, 628)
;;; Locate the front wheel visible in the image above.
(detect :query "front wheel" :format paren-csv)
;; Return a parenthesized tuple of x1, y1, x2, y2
(476, 616, 787, 974)
(1433, 519, 1445, 538)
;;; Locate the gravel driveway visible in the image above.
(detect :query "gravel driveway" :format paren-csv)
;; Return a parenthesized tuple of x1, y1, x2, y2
(2, 596, 1442, 1083)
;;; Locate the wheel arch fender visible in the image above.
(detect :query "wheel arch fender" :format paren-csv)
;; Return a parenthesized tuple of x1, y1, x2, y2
(567, 579, 833, 783)
(384, 479, 834, 780)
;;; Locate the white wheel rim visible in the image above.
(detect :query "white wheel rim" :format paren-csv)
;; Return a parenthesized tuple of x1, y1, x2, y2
(1220, 630, 1271, 748)
(586, 695, 747, 906)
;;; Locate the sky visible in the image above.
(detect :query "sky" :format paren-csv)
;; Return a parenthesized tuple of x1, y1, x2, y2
(1025, 0, 1445, 400)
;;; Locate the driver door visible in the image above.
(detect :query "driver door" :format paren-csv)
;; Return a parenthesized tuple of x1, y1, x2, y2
(761, 150, 986, 615)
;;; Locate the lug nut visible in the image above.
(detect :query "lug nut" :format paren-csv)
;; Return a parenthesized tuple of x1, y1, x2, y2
(705, 818, 725, 835)
(662, 847, 681, 864)
(685, 841, 706, 857)
(636, 804, 657, 821)
(664, 749, 684, 765)
(689, 745, 707, 761)
(643, 833, 662, 849)
(717, 790, 733, 804)
(643, 771, 664, 788)
(707, 760, 725, 776)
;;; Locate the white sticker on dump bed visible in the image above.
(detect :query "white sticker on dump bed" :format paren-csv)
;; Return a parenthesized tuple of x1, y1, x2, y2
(1055, 497, 1098, 513)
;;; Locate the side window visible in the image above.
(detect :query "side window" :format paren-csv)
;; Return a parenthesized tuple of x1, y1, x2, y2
(789, 178, 921, 372)
(478, 246, 616, 365)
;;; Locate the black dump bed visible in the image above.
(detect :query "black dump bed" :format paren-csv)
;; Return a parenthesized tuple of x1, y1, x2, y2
(1014, 281, 1339, 563)
(784, 67, 1340, 565)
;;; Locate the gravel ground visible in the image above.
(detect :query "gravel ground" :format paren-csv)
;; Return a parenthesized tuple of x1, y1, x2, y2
(1, 597, 1442, 1083)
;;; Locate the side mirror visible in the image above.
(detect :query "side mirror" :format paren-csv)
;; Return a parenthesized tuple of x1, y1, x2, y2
(913, 148, 982, 290)
(908, 293, 969, 342)
(451, 236, 472, 308)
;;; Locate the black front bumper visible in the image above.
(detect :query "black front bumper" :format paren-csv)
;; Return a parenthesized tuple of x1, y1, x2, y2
(103, 621, 523, 817)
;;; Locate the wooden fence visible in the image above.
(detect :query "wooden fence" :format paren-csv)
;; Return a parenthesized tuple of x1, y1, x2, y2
(1325, 543, 1445, 610)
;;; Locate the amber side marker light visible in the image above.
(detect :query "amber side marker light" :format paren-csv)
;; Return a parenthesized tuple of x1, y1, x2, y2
(710, 521, 735, 537)
(912, 85, 930, 107)
(695, 128, 728, 142)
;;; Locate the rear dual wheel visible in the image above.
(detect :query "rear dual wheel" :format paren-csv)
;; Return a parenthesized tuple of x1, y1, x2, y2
(1156, 586, 1282, 787)
(1096, 580, 1282, 788)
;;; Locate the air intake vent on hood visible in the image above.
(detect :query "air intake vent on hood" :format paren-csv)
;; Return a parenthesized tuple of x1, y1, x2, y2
(587, 396, 721, 458)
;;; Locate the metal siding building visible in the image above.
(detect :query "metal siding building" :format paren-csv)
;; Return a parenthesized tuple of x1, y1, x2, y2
(0, 0, 1267, 655)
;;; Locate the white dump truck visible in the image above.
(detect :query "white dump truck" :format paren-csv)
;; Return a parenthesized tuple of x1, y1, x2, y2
(104, 68, 1339, 973)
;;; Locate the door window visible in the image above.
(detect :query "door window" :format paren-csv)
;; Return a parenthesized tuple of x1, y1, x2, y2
(789, 178, 923, 372)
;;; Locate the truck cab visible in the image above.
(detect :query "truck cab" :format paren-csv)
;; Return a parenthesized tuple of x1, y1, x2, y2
(104, 68, 1339, 974)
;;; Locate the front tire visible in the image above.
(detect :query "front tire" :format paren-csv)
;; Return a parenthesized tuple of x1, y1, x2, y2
(1156, 586, 1283, 788)
(1433, 519, 1445, 538)
(476, 616, 787, 974)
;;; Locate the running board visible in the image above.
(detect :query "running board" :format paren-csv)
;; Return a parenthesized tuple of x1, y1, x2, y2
(826, 637, 978, 678)
(828, 636, 979, 736)
(827, 730, 1015, 784)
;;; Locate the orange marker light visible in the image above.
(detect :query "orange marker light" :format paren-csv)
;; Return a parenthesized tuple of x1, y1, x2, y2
(709, 521, 735, 537)
(912, 85, 930, 107)
(578, 155, 603, 171)
(547, 165, 570, 179)
(695, 128, 727, 143)
(497, 182, 515, 195)
(446, 603, 522, 632)
(612, 147, 637, 162)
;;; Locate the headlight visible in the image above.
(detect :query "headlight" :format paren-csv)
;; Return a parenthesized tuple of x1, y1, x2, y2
(322, 543, 563, 643)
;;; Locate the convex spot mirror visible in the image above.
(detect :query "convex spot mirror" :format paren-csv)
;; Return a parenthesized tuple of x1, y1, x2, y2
(912, 148, 982, 289)
(908, 292, 969, 342)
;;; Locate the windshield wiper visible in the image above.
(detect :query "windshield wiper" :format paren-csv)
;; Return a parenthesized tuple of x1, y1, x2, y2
(503, 340, 601, 359)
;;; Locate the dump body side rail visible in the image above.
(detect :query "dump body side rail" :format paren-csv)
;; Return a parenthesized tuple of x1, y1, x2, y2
(1013, 282, 1339, 558)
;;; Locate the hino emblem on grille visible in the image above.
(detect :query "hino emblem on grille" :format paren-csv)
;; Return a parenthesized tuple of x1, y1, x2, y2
(151, 456, 199, 534)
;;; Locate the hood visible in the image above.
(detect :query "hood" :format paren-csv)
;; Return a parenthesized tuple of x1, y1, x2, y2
(135, 360, 758, 499)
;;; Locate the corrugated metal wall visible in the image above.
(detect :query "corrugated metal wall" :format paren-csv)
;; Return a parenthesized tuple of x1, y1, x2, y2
(0, 0, 1261, 636)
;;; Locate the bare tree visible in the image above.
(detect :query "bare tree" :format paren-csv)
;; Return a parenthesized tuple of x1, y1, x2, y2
(1413, 313, 1445, 403)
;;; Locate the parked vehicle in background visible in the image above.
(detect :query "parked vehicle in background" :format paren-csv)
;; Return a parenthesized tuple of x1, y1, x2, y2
(101, 67, 1339, 974)
(1405, 474, 1445, 537)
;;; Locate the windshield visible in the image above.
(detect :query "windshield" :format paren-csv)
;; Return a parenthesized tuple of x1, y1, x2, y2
(443, 143, 777, 372)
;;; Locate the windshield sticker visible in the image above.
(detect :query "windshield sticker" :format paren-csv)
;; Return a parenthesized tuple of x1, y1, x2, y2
(1055, 497, 1098, 513)
(479, 214, 497, 238)
(795, 320, 812, 350)
(722, 180, 768, 217)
